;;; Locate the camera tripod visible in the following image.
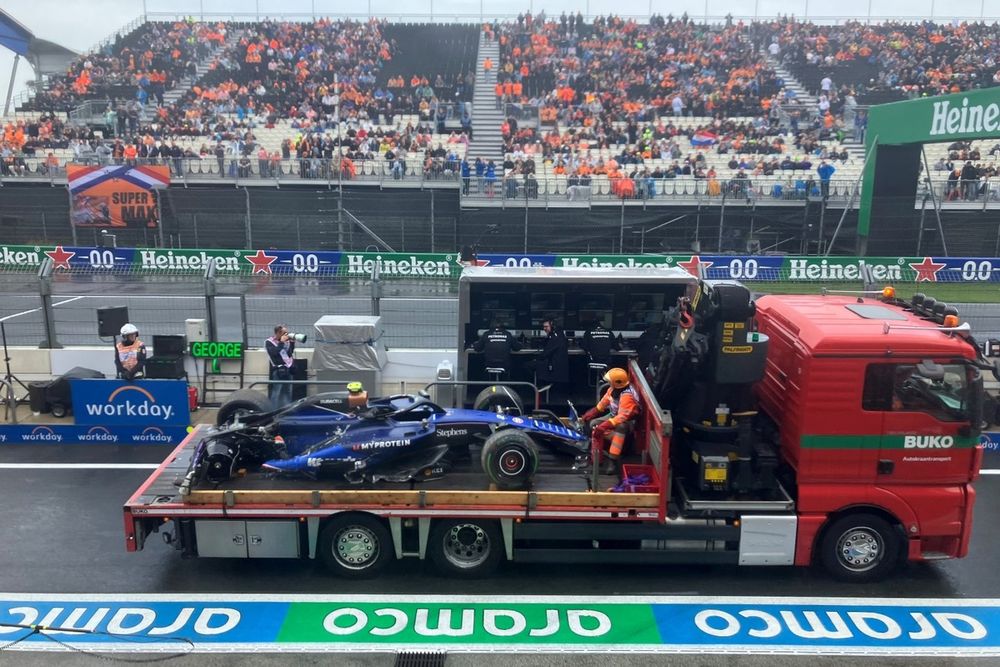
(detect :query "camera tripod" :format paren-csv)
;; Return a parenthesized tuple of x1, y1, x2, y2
(1, 322, 29, 423)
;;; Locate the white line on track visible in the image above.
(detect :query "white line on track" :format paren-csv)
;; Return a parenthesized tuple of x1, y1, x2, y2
(0, 463, 158, 470)
(0, 296, 86, 322)
(981, 469, 1000, 475)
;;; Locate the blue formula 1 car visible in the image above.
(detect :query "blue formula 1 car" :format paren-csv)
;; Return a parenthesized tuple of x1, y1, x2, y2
(180, 388, 588, 492)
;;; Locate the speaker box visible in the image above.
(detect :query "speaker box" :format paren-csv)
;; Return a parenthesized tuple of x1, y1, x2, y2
(292, 358, 308, 401)
(97, 306, 130, 338)
(145, 356, 186, 379)
(152, 335, 186, 358)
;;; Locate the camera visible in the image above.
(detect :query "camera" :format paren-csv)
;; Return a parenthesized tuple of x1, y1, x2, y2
(286, 332, 308, 343)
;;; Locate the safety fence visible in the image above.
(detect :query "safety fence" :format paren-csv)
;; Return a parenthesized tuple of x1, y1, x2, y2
(3, 247, 1000, 350)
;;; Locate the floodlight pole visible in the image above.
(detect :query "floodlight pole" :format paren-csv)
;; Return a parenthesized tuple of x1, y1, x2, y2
(3, 55, 19, 117)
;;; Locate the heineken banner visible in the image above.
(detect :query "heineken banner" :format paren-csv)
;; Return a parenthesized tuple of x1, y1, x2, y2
(1, 244, 999, 283)
(1, 594, 999, 655)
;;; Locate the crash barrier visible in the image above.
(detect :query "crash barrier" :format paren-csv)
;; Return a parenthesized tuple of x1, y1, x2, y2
(4, 245, 1000, 349)
(0, 378, 192, 445)
(1, 593, 1000, 655)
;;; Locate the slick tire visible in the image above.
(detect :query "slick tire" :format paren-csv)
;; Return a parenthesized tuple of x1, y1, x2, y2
(428, 519, 503, 578)
(819, 513, 901, 583)
(216, 389, 274, 426)
(481, 429, 539, 490)
(318, 513, 393, 579)
(473, 385, 524, 415)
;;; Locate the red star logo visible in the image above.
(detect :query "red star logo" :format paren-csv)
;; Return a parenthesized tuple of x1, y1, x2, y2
(45, 246, 75, 270)
(678, 255, 713, 277)
(908, 256, 947, 282)
(245, 250, 277, 274)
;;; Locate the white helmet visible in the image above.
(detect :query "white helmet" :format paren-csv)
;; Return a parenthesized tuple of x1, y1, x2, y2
(120, 323, 138, 337)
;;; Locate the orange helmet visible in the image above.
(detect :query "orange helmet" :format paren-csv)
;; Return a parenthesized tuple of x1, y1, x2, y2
(603, 368, 629, 389)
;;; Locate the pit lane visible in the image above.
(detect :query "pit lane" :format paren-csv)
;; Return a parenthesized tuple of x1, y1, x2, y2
(1, 444, 998, 599)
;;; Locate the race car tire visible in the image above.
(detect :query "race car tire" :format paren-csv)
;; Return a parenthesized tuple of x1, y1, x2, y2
(819, 513, 901, 583)
(216, 389, 274, 426)
(428, 519, 503, 578)
(473, 385, 524, 415)
(318, 513, 393, 579)
(481, 429, 539, 490)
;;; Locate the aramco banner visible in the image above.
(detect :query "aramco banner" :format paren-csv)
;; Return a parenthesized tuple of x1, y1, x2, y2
(67, 164, 170, 228)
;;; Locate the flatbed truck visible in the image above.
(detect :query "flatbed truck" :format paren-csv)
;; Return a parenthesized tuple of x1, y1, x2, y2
(125, 277, 991, 582)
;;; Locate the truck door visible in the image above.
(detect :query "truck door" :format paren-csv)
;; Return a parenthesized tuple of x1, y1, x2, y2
(864, 362, 978, 483)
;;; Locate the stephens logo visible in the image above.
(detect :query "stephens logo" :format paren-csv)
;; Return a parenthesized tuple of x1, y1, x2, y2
(436, 427, 469, 438)
(84, 385, 175, 422)
(79, 426, 119, 443)
(130, 427, 175, 443)
(22, 426, 63, 442)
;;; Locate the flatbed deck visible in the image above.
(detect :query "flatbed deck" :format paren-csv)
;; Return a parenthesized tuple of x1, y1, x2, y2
(125, 426, 661, 520)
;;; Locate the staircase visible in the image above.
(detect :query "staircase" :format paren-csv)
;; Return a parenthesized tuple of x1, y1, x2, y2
(467, 32, 503, 165)
(141, 30, 243, 122)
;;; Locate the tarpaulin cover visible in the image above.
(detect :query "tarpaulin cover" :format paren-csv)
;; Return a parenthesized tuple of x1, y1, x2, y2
(311, 315, 387, 372)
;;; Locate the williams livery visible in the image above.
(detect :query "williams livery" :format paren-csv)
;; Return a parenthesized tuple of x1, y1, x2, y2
(180, 389, 587, 491)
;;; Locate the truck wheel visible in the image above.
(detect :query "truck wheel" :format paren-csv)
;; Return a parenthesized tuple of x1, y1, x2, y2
(481, 430, 538, 490)
(820, 514, 901, 583)
(216, 390, 274, 426)
(317, 513, 392, 579)
(429, 519, 503, 578)
(473, 385, 524, 415)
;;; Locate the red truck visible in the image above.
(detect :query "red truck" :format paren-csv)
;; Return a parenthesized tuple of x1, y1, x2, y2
(124, 278, 993, 582)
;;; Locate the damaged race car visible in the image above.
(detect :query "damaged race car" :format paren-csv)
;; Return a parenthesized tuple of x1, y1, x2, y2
(179, 386, 588, 493)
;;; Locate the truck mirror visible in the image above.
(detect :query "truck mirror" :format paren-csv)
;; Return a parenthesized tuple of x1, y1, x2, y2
(915, 359, 945, 381)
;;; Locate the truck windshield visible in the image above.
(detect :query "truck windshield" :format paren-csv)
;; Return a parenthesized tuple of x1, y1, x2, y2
(893, 364, 970, 421)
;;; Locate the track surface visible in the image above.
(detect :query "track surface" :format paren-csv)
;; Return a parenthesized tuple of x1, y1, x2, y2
(1, 443, 999, 598)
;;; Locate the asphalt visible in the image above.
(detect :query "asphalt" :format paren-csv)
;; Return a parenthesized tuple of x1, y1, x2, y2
(1, 444, 999, 666)
(0, 444, 998, 598)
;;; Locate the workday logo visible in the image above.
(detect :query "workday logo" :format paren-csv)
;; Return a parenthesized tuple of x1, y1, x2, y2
(79, 426, 119, 443)
(22, 426, 63, 442)
(131, 427, 175, 443)
(84, 385, 175, 422)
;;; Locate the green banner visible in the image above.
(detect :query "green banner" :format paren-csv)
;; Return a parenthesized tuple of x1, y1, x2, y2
(279, 602, 659, 644)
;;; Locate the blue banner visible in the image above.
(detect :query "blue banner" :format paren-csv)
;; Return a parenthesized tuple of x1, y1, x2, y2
(0, 424, 189, 444)
(70, 379, 190, 427)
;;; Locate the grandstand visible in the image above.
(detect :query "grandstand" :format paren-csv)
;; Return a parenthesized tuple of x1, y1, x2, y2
(2, 11, 1000, 256)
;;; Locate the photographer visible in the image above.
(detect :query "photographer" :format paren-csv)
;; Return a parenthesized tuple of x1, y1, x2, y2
(265, 324, 296, 407)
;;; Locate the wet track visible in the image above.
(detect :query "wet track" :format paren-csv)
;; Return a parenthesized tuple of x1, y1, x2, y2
(1, 443, 999, 599)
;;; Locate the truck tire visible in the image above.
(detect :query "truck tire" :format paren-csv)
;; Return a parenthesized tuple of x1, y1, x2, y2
(819, 513, 901, 583)
(481, 430, 538, 490)
(317, 513, 392, 579)
(473, 385, 524, 415)
(428, 519, 503, 578)
(216, 390, 274, 426)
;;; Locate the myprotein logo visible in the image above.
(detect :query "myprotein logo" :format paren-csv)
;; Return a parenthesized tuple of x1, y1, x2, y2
(79, 426, 119, 443)
(84, 386, 174, 422)
(352, 438, 411, 451)
(22, 426, 63, 442)
(130, 427, 175, 443)
(904, 435, 954, 449)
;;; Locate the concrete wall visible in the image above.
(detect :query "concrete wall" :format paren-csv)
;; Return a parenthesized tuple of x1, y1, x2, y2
(11, 346, 457, 396)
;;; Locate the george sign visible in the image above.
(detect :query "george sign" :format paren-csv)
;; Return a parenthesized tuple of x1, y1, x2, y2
(190, 341, 244, 360)
(1, 595, 1000, 655)
(0, 424, 189, 444)
(70, 379, 190, 427)
(67, 165, 170, 228)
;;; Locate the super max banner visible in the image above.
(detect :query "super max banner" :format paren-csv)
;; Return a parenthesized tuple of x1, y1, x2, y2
(3, 244, 1000, 283)
(1, 595, 999, 655)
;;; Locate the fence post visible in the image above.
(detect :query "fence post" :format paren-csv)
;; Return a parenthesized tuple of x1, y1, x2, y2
(203, 260, 218, 341)
(37, 258, 61, 349)
(370, 262, 383, 317)
(430, 189, 436, 252)
(244, 187, 252, 249)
